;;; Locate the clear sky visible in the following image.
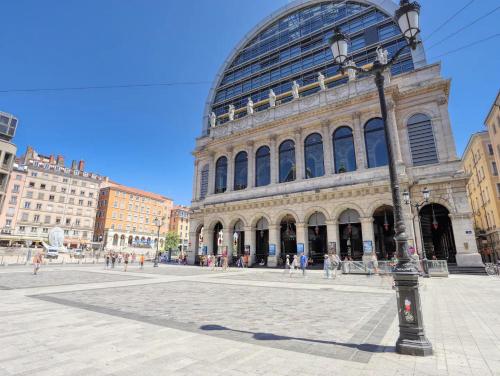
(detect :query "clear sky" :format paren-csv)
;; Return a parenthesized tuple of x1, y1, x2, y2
(1, 0, 499, 206)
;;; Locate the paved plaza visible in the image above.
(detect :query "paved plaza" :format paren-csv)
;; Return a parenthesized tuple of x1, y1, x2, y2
(0, 264, 499, 375)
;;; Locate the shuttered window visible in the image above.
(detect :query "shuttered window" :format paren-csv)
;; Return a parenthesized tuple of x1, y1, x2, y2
(200, 164, 209, 199)
(407, 114, 438, 166)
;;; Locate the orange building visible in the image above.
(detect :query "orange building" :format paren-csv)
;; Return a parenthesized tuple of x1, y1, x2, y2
(94, 181, 173, 252)
(169, 205, 190, 252)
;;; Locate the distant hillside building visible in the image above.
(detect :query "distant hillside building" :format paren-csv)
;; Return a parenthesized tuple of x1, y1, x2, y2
(0, 111, 19, 214)
(169, 205, 190, 252)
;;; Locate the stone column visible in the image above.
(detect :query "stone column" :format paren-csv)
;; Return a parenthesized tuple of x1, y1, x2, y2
(207, 152, 216, 195)
(223, 227, 233, 263)
(294, 129, 305, 180)
(322, 121, 334, 175)
(352, 112, 366, 170)
(295, 222, 308, 256)
(191, 159, 199, 201)
(386, 100, 403, 164)
(326, 220, 339, 253)
(187, 230, 198, 265)
(268, 224, 280, 267)
(360, 217, 374, 261)
(226, 147, 234, 192)
(244, 226, 256, 266)
(204, 227, 213, 255)
(450, 213, 483, 267)
(247, 141, 255, 189)
(269, 135, 278, 185)
(437, 95, 457, 161)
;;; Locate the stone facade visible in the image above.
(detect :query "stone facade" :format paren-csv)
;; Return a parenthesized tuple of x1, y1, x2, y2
(189, 63, 482, 267)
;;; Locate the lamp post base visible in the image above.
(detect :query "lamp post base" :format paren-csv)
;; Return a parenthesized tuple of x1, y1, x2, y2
(396, 336, 433, 357)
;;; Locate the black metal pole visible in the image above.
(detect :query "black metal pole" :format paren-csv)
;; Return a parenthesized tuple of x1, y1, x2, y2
(374, 67, 433, 356)
(154, 222, 160, 267)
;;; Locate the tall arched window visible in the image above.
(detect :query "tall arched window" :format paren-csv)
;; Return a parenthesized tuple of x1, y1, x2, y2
(279, 140, 296, 183)
(333, 127, 356, 173)
(407, 114, 438, 166)
(365, 118, 388, 168)
(214, 156, 228, 194)
(304, 133, 325, 178)
(199, 164, 209, 199)
(234, 151, 248, 190)
(255, 146, 270, 187)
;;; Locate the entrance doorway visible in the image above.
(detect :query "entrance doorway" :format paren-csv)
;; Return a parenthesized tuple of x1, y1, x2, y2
(255, 217, 269, 266)
(338, 209, 363, 260)
(420, 204, 456, 263)
(280, 215, 297, 264)
(308, 212, 327, 265)
(373, 206, 395, 260)
(212, 222, 223, 256)
(233, 220, 245, 259)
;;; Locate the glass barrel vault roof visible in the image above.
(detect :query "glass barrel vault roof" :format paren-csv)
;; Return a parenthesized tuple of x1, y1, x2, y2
(202, 0, 426, 134)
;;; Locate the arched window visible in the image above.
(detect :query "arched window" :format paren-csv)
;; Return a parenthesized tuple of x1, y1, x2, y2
(365, 118, 388, 168)
(279, 140, 296, 183)
(304, 133, 325, 178)
(112, 234, 118, 246)
(333, 127, 356, 173)
(255, 146, 270, 187)
(214, 157, 228, 194)
(407, 114, 438, 166)
(199, 164, 209, 199)
(234, 151, 248, 190)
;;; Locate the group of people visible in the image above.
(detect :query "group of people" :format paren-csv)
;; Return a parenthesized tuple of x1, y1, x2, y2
(105, 252, 145, 271)
(198, 250, 231, 271)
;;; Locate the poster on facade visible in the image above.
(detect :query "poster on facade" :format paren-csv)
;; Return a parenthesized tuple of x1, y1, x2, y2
(363, 240, 373, 254)
(328, 242, 336, 254)
(269, 244, 276, 256)
(202, 246, 208, 255)
(297, 243, 304, 254)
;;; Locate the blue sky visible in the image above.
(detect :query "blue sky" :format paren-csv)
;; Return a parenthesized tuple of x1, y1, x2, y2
(0, 0, 498, 205)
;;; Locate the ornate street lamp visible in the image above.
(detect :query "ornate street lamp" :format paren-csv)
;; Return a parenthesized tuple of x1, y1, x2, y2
(153, 217, 162, 267)
(329, 0, 432, 356)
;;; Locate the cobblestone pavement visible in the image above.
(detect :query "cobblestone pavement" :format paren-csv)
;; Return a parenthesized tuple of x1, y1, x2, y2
(0, 264, 499, 376)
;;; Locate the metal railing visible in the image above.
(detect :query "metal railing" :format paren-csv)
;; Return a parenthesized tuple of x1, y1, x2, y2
(340, 260, 448, 277)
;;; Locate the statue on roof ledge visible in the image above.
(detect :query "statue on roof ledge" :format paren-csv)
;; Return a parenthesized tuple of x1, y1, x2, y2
(228, 105, 235, 121)
(376, 46, 388, 65)
(292, 81, 300, 99)
(210, 112, 217, 128)
(346, 60, 357, 81)
(318, 72, 326, 91)
(269, 89, 276, 107)
(247, 97, 254, 115)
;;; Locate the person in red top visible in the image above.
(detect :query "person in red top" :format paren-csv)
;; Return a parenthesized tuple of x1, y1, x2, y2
(33, 253, 42, 275)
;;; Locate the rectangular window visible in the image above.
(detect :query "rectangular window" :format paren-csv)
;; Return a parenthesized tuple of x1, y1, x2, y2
(42, 228, 49, 233)
(66, 218, 71, 225)
(497, 183, 500, 197)
(9, 196, 17, 204)
(5, 219, 12, 227)
(33, 215, 40, 223)
(49, 195, 55, 201)
(12, 184, 20, 193)
(36, 203, 42, 210)
(19, 226, 25, 232)
(44, 216, 51, 224)
(78, 199, 84, 206)
(488, 144, 494, 155)
(26, 191, 33, 198)
(40, 184, 46, 190)
(492, 162, 498, 176)
(31, 227, 37, 233)
(24, 202, 31, 209)
(56, 217, 61, 224)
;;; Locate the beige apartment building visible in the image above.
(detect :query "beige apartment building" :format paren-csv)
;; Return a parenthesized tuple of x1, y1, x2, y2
(94, 182, 173, 253)
(0, 147, 104, 248)
(0, 111, 19, 214)
(463, 132, 500, 262)
(0, 163, 27, 242)
(169, 205, 190, 252)
(485, 91, 500, 169)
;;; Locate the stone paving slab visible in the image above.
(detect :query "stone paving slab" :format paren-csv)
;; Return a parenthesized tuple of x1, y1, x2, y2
(33, 280, 395, 363)
(0, 270, 142, 289)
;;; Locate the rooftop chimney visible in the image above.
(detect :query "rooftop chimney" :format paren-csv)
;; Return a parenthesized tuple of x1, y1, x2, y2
(49, 155, 55, 164)
(56, 155, 64, 166)
(71, 160, 77, 170)
(78, 160, 85, 171)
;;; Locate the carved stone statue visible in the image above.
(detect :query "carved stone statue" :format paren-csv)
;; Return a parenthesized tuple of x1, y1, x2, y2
(269, 89, 276, 107)
(318, 72, 326, 91)
(246, 97, 254, 115)
(346, 60, 357, 81)
(376, 46, 388, 65)
(292, 81, 300, 99)
(228, 104, 235, 121)
(210, 112, 217, 128)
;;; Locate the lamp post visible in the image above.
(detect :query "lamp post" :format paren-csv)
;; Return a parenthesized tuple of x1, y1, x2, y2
(329, 0, 432, 356)
(153, 217, 163, 267)
(403, 187, 431, 276)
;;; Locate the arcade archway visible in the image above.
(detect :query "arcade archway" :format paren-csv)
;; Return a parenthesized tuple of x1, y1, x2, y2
(280, 215, 297, 264)
(255, 217, 269, 266)
(420, 204, 456, 263)
(307, 212, 327, 264)
(338, 209, 363, 260)
(373, 205, 395, 260)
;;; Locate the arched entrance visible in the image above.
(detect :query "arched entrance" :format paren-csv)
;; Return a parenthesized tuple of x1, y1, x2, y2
(232, 220, 245, 259)
(128, 235, 133, 245)
(120, 235, 125, 247)
(373, 206, 395, 260)
(194, 225, 204, 263)
(212, 222, 223, 256)
(255, 218, 269, 266)
(307, 212, 327, 264)
(280, 215, 297, 264)
(112, 234, 118, 246)
(338, 209, 363, 260)
(420, 204, 456, 263)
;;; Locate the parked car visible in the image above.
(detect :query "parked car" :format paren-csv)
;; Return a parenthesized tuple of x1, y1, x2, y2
(45, 249, 59, 259)
(72, 249, 85, 259)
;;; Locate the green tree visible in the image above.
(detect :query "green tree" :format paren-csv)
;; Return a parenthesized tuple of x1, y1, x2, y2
(164, 231, 180, 252)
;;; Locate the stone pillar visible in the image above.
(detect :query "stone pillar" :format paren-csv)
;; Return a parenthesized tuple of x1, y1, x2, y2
(295, 222, 308, 256)
(386, 100, 403, 164)
(223, 227, 232, 263)
(207, 152, 216, 195)
(322, 121, 334, 175)
(192, 159, 199, 201)
(226, 148, 234, 192)
(244, 226, 256, 266)
(268, 224, 280, 267)
(294, 129, 305, 180)
(247, 141, 255, 189)
(204, 227, 213, 255)
(360, 217, 374, 261)
(326, 220, 339, 253)
(269, 135, 278, 185)
(450, 213, 483, 267)
(352, 112, 366, 170)
(437, 95, 457, 161)
(187, 230, 198, 265)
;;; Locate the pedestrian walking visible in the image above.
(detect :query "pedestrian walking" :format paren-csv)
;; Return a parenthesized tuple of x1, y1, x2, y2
(323, 254, 331, 279)
(371, 252, 379, 274)
(139, 254, 144, 269)
(284, 255, 291, 273)
(124, 253, 129, 272)
(33, 253, 42, 275)
(290, 255, 298, 276)
(331, 252, 340, 279)
(105, 254, 110, 269)
(131, 253, 136, 264)
(111, 253, 116, 268)
(300, 252, 307, 276)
